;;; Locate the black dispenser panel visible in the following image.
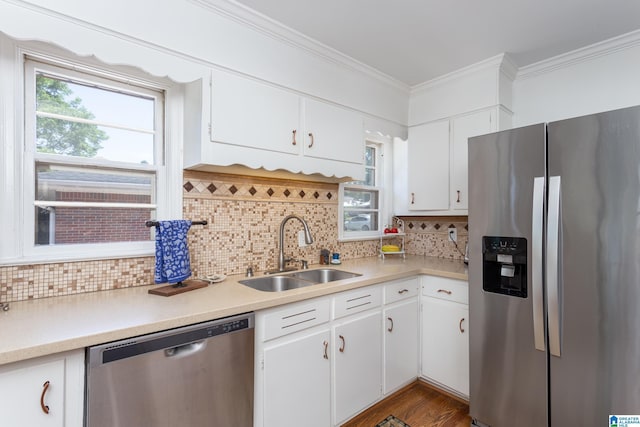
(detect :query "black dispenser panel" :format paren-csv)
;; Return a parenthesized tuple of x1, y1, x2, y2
(482, 236, 527, 298)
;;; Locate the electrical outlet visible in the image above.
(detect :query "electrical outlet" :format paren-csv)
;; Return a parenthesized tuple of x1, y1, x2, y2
(298, 230, 307, 247)
(448, 227, 457, 243)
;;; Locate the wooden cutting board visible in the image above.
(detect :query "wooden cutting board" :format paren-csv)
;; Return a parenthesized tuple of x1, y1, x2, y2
(148, 279, 208, 296)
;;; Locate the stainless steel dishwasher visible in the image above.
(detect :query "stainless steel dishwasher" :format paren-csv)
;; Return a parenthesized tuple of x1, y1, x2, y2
(86, 312, 254, 427)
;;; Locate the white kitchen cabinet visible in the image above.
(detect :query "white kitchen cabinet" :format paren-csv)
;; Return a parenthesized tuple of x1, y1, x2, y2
(263, 328, 331, 427)
(402, 108, 495, 215)
(450, 109, 494, 210)
(255, 297, 332, 427)
(0, 349, 84, 427)
(407, 119, 450, 211)
(420, 276, 469, 398)
(333, 310, 382, 425)
(303, 97, 364, 164)
(209, 69, 301, 155)
(183, 70, 365, 180)
(383, 277, 419, 394)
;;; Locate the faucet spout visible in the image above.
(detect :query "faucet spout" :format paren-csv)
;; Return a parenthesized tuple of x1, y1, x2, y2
(277, 215, 314, 272)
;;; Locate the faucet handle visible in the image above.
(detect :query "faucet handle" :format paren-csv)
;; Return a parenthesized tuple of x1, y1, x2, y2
(246, 266, 254, 277)
(301, 260, 309, 269)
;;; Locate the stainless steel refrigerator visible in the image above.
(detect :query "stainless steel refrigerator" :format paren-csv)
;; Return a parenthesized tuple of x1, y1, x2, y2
(468, 105, 640, 427)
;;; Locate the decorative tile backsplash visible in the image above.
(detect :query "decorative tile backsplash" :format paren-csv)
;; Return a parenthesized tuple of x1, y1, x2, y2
(0, 170, 468, 303)
(398, 216, 469, 261)
(182, 171, 378, 277)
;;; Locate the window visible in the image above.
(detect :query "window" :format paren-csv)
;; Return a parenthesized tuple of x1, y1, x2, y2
(23, 57, 166, 259)
(339, 143, 383, 240)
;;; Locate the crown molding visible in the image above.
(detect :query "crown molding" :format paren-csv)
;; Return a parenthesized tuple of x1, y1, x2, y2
(410, 53, 512, 95)
(517, 29, 640, 80)
(190, 0, 410, 94)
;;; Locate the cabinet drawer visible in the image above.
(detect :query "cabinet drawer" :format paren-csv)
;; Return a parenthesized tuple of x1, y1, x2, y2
(263, 298, 331, 341)
(384, 277, 419, 305)
(422, 276, 468, 305)
(333, 286, 382, 319)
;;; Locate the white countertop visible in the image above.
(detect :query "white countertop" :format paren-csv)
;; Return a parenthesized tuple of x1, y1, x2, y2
(0, 255, 467, 365)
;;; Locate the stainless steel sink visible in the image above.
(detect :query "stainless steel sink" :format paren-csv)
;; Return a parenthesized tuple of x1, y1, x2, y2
(239, 275, 315, 292)
(289, 268, 362, 283)
(239, 268, 362, 292)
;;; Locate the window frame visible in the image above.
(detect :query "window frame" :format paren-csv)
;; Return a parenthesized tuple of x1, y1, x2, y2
(339, 141, 387, 241)
(0, 41, 183, 264)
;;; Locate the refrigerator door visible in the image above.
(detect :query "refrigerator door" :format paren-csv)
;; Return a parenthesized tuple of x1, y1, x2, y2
(468, 124, 547, 427)
(547, 106, 640, 426)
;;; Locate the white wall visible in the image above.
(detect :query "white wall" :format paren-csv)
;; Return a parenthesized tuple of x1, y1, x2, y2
(0, 0, 409, 132)
(513, 31, 640, 126)
(408, 54, 515, 126)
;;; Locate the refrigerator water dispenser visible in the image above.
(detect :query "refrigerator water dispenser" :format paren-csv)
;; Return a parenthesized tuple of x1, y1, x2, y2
(482, 236, 527, 298)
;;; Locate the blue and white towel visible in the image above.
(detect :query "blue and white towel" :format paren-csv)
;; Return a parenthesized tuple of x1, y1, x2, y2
(154, 220, 193, 284)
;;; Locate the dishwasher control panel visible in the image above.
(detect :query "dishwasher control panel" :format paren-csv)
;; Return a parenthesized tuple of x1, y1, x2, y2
(208, 318, 251, 337)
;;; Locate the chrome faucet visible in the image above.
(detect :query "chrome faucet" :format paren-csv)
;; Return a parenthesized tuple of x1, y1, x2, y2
(274, 215, 314, 273)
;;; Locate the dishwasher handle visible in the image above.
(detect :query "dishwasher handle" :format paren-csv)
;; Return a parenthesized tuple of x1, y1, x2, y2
(164, 340, 206, 359)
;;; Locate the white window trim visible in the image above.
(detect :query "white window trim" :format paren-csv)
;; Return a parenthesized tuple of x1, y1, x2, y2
(338, 138, 393, 242)
(0, 38, 183, 265)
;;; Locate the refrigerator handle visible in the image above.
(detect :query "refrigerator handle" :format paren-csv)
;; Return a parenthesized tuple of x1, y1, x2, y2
(532, 177, 546, 352)
(547, 176, 562, 357)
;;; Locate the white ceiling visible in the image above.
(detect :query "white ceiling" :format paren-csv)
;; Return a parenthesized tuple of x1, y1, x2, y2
(232, 0, 640, 86)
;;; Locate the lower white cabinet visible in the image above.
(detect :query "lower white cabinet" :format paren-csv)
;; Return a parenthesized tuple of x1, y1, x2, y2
(257, 274, 470, 425)
(263, 327, 331, 427)
(384, 298, 419, 394)
(0, 349, 84, 427)
(333, 310, 382, 425)
(420, 276, 469, 397)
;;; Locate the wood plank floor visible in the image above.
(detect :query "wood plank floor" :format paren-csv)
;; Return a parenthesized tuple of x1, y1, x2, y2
(341, 381, 471, 427)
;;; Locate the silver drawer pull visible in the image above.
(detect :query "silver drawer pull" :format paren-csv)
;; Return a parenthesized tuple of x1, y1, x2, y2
(437, 289, 452, 295)
(398, 289, 409, 294)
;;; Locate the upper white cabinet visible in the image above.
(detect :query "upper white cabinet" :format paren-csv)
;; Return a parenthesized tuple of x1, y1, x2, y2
(303, 98, 364, 164)
(401, 108, 495, 215)
(210, 69, 301, 155)
(184, 70, 365, 181)
(0, 350, 84, 427)
(407, 120, 450, 211)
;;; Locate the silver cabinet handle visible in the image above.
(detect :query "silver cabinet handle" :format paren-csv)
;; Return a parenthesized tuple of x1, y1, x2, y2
(398, 289, 409, 294)
(456, 190, 461, 203)
(411, 192, 415, 204)
(459, 318, 465, 333)
(532, 176, 546, 352)
(40, 380, 51, 414)
(292, 129, 297, 145)
(547, 176, 562, 357)
(437, 289, 452, 295)
(323, 340, 328, 359)
(338, 335, 345, 353)
(387, 317, 394, 332)
(308, 132, 314, 148)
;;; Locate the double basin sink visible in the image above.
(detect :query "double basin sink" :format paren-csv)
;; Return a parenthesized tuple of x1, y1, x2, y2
(239, 268, 361, 292)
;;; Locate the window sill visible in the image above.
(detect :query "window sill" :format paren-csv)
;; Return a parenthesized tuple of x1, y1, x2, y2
(1, 243, 154, 266)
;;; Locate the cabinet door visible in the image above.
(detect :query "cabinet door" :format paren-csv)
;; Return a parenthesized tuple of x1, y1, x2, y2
(450, 109, 493, 210)
(333, 311, 382, 425)
(0, 351, 84, 427)
(210, 69, 301, 154)
(384, 299, 419, 394)
(303, 98, 364, 164)
(407, 120, 450, 210)
(263, 328, 331, 427)
(421, 297, 469, 396)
